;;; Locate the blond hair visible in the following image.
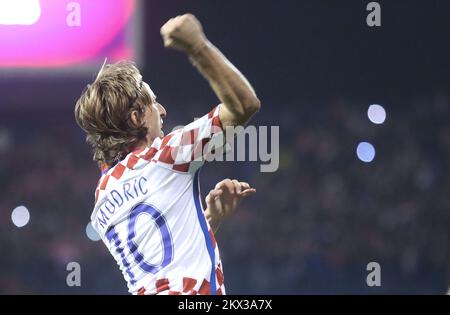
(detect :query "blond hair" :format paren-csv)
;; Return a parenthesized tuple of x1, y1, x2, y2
(75, 61, 152, 166)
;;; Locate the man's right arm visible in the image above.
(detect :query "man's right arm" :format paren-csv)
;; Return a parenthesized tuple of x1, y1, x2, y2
(160, 14, 261, 128)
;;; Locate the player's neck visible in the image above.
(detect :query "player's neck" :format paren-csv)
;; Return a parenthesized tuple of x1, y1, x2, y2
(133, 137, 152, 152)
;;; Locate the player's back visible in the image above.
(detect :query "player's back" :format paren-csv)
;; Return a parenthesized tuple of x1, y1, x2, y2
(91, 106, 225, 295)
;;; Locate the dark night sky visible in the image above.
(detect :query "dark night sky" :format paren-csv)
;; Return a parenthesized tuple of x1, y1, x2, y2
(1, 0, 449, 114)
(142, 0, 450, 105)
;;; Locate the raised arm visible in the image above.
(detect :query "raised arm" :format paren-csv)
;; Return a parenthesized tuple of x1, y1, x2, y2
(161, 14, 261, 127)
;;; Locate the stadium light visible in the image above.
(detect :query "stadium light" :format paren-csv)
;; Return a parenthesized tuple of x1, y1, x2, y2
(86, 222, 101, 241)
(11, 205, 30, 228)
(356, 142, 376, 163)
(0, 0, 42, 25)
(367, 104, 387, 124)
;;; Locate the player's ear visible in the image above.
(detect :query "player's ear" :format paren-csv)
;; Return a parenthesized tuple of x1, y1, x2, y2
(130, 109, 144, 127)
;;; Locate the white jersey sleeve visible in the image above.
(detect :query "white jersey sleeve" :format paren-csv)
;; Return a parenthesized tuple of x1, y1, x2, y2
(145, 104, 225, 174)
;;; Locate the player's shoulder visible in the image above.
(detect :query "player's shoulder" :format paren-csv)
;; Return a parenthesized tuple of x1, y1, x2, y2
(94, 148, 154, 195)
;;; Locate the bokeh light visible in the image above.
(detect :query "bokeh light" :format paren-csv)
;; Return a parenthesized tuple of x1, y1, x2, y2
(356, 142, 376, 163)
(367, 104, 386, 124)
(86, 222, 101, 241)
(11, 205, 30, 228)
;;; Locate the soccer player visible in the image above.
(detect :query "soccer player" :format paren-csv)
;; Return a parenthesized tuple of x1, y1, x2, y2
(75, 13, 260, 295)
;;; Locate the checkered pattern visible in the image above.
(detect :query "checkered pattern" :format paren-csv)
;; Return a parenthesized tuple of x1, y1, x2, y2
(133, 229, 225, 295)
(136, 265, 226, 296)
(95, 105, 224, 203)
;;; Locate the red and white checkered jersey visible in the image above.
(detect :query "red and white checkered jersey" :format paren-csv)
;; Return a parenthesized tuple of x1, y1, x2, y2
(90, 105, 226, 295)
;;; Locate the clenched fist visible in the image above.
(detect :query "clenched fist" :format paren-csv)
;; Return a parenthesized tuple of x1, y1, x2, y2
(160, 13, 208, 55)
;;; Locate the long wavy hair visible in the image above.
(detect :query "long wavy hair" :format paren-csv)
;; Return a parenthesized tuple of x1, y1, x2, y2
(75, 61, 152, 166)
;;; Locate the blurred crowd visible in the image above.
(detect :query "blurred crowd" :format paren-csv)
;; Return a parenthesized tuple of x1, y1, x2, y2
(0, 93, 449, 294)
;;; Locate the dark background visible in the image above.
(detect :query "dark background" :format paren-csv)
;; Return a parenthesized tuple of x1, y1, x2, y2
(0, 0, 449, 294)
